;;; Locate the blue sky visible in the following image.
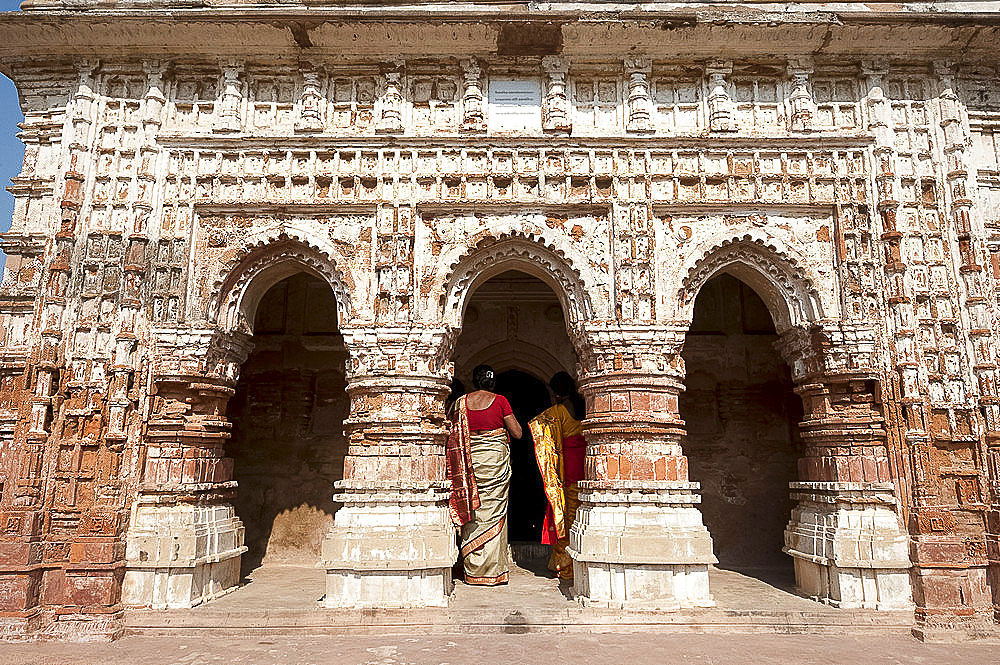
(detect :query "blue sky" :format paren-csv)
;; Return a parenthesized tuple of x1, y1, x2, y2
(1, 1, 26, 271)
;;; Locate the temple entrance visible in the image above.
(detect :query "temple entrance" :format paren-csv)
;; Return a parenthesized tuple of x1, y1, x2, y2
(225, 271, 349, 576)
(680, 273, 803, 584)
(452, 270, 579, 551)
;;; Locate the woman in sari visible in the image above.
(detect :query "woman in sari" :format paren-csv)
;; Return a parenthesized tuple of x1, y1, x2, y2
(528, 371, 586, 580)
(446, 364, 522, 585)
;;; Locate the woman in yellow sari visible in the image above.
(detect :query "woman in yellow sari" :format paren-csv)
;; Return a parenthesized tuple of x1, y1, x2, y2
(528, 371, 586, 580)
(445, 364, 522, 585)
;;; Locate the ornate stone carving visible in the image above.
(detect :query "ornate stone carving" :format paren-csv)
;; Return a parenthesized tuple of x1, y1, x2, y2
(570, 322, 716, 609)
(460, 58, 484, 132)
(441, 232, 597, 327)
(295, 65, 325, 132)
(214, 60, 244, 133)
(706, 60, 736, 132)
(787, 57, 814, 132)
(680, 235, 822, 332)
(320, 326, 456, 608)
(377, 61, 404, 134)
(624, 57, 653, 133)
(541, 55, 571, 133)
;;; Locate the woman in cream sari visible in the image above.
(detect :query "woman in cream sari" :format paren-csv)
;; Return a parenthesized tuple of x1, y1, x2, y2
(528, 371, 586, 580)
(446, 364, 522, 585)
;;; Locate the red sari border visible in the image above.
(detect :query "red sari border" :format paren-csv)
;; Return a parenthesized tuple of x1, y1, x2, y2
(464, 571, 509, 586)
(460, 514, 506, 559)
(446, 395, 480, 526)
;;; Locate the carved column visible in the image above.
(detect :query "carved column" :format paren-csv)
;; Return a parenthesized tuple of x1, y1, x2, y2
(460, 58, 485, 132)
(295, 65, 325, 133)
(541, 56, 571, 133)
(569, 324, 716, 609)
(788, 57, 814, 132)
(122, 330, 251, 609)
(778, 323, 913, 610)
(706, 60, 736, 132)
(933, 60, 1000, 631)
(0, 61, 98, 627)
(377, 61, 404, 134)
(625, 57, 653, 134)
(320, 326, 456, 608)
(214, 60, 243, 133)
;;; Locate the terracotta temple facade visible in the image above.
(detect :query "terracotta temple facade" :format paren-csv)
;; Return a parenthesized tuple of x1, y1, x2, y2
(1, 0, 1000, 641)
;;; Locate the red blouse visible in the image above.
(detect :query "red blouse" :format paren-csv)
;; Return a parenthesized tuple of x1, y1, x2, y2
(466, 394, 513, 431)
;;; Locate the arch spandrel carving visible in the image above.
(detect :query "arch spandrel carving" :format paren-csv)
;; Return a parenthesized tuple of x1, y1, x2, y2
(208, 228, 354, 335)
(434, 230, 606, 330)
(677, 234, 826, 333)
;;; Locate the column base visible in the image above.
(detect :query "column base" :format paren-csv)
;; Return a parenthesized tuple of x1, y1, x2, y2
(123, 498, 246, 609)
(784, 481, 913, 610)
(568, 482, 717, 609)
(320, 485, 456, 609)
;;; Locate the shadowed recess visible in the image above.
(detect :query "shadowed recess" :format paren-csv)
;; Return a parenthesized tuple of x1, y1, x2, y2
(226, 271, 348, 576)
(680, 272, 804, 579)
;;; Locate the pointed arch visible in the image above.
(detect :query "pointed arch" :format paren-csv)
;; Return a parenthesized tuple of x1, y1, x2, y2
(679, 235, 822, 332)
(439, 232, 599, 328)
(210, 233, 352, 335)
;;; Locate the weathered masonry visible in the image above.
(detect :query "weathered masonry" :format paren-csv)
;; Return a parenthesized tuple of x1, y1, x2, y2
(1, 0, 1000, 641)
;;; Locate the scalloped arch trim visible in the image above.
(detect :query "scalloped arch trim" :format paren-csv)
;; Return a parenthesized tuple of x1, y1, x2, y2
(441, 231, 596, 326)
(680, 235, 822, 331)
(210, 232, 352, 334)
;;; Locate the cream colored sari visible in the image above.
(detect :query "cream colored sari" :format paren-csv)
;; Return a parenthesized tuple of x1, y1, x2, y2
(459, 428, 511, 585)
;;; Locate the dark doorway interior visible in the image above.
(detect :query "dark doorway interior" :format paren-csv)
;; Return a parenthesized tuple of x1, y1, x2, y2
(680, 273, 803, 579)
(226, 272, 348, 576)
(495, 369, 551, 542)
(451, 269, 580, 548)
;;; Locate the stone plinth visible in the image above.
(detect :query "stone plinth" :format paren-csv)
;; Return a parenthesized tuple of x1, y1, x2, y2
(320, 485, 456, 608)
(570, 482, 716, 609)
(123, 499, 246, 609)
(784, 481, 912, 610)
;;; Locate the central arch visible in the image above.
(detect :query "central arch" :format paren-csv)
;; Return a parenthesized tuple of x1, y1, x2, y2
(439, 231, 602, 329)
(451, 268, 581, 557)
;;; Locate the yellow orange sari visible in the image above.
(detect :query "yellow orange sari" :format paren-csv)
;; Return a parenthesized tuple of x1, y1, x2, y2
(529, 403, 586, 580)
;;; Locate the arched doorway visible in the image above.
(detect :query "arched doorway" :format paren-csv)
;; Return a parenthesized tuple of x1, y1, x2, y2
(680, 272, 803, 584)
(225, 271, 349, 576)
(451, 270, 579, 550)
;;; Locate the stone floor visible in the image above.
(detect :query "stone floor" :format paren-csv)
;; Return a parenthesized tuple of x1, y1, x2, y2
(123, 552, 914, 636)
(3, 632, 1000, 665)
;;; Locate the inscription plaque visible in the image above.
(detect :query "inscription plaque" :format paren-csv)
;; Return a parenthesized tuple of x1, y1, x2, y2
(488, 79, 542, 133)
